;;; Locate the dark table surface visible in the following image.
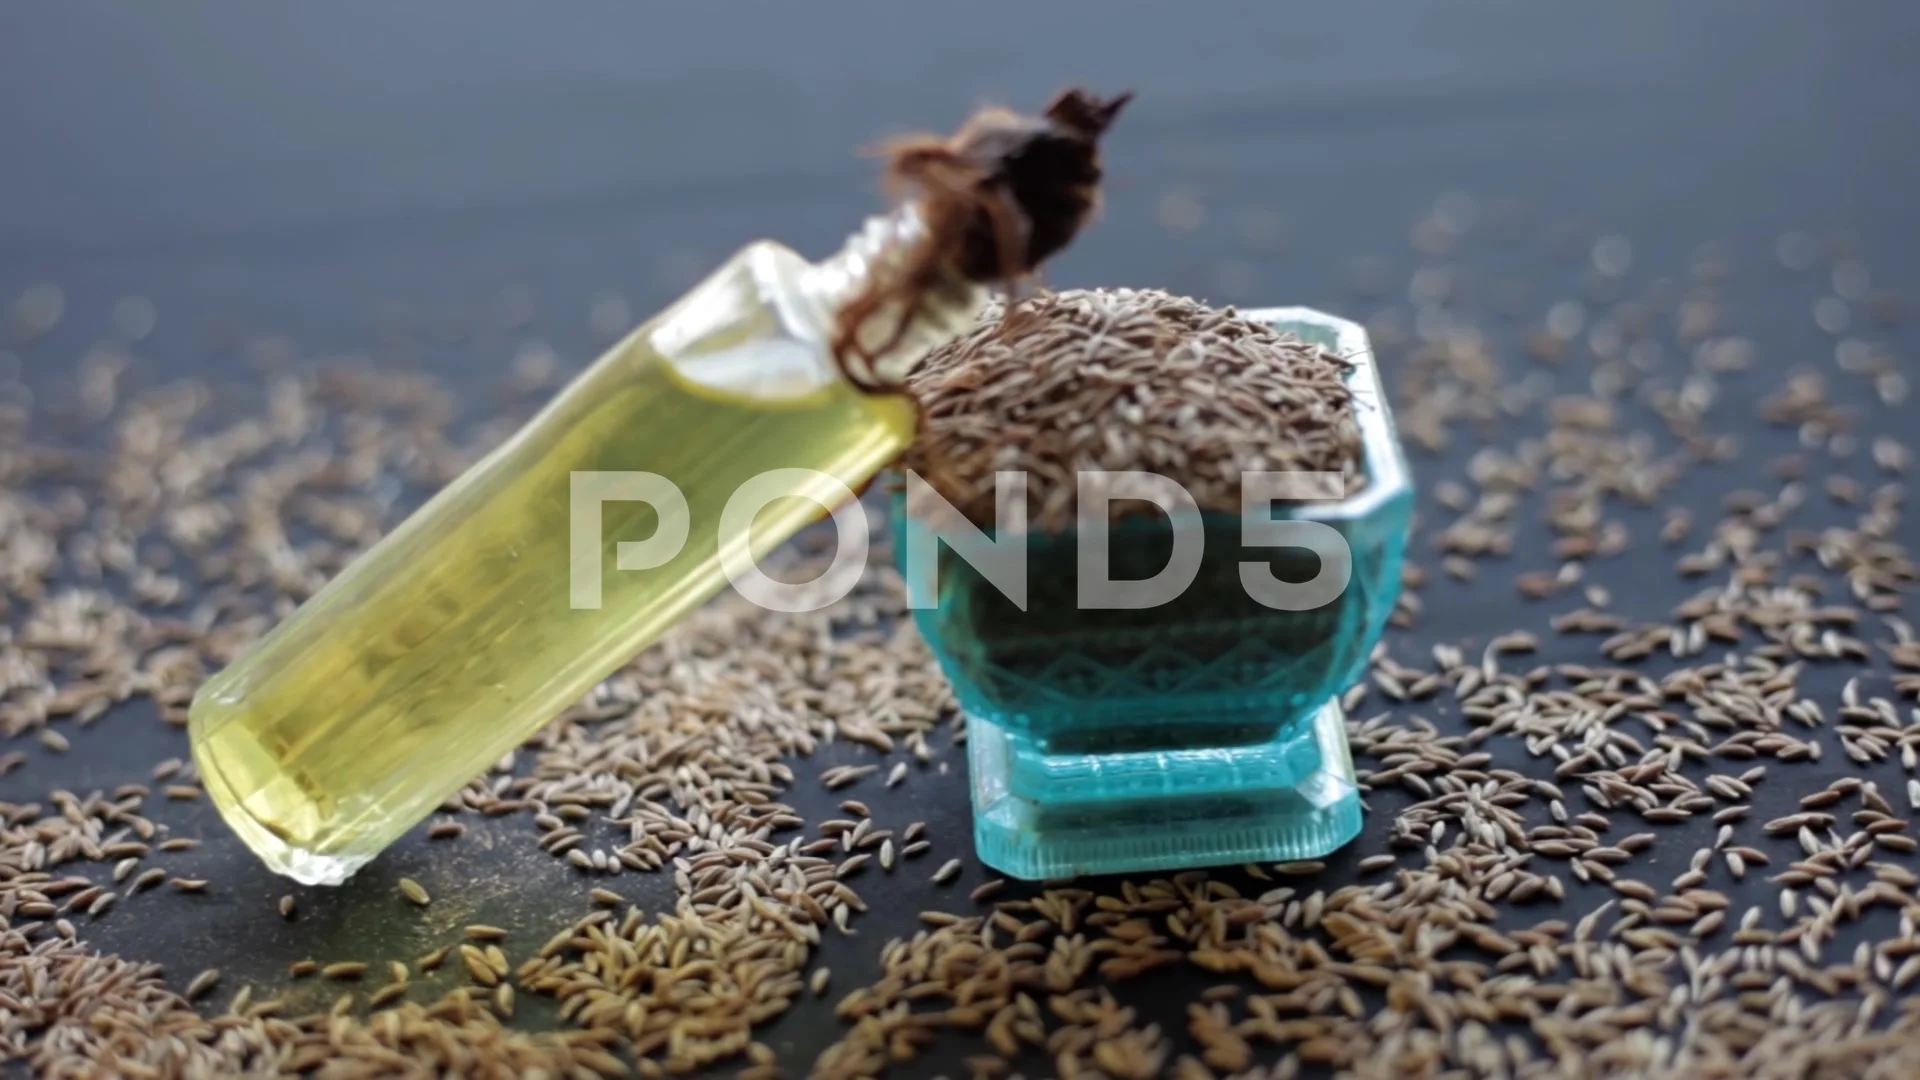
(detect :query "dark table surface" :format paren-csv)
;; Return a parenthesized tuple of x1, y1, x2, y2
(4, 2, 1920, 1077)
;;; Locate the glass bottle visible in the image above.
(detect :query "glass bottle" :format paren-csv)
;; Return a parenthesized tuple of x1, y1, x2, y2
(188, 206, 989, 884)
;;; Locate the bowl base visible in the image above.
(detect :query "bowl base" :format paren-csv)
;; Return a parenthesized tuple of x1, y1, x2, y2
(967, 698, 1362, 880)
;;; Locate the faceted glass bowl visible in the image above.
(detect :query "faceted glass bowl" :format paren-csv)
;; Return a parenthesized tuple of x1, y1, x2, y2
(896, 306, 1411, 878)
(900, 307, 1412, 748)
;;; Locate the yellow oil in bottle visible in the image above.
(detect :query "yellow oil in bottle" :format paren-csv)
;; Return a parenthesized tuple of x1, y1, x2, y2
(190, 220, 981, 884)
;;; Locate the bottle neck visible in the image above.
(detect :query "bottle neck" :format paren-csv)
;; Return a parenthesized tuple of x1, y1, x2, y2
(801, 205, 991, 389)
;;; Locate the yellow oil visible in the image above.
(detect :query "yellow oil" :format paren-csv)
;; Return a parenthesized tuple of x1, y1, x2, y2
(189, 237, 941, 884)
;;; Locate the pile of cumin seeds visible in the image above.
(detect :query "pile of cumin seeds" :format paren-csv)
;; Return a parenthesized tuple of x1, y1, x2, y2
(900, 288, 1366, 533)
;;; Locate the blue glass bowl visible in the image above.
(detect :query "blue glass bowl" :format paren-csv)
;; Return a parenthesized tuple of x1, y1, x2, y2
(898, 307, 1412, 878)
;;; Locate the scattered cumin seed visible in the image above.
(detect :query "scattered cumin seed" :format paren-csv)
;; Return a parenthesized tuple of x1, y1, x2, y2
(369, 983, 409, 1009)
(970, 878, 1006, 902)
(186, 969, 220, 1001)
(461, 950, 499, 987)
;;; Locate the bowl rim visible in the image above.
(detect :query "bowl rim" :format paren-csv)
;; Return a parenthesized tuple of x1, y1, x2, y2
(1240, 306, 1411, 524)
